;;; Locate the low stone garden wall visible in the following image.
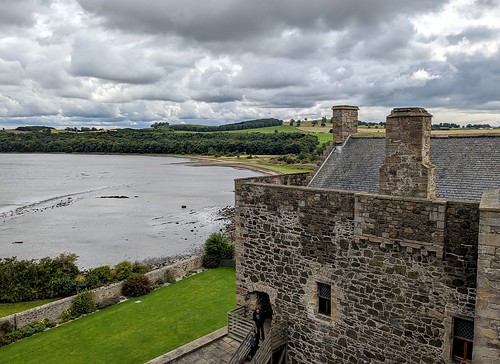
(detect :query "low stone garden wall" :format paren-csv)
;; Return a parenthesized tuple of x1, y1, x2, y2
(0, 254, 203, 330)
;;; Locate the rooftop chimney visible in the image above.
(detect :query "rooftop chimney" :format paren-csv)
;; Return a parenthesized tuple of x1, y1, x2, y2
(331, 105, 359, 144)
(379, 107, 436, 199)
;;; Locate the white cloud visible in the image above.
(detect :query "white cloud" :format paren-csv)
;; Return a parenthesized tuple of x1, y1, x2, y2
(412, 69, 441, 81)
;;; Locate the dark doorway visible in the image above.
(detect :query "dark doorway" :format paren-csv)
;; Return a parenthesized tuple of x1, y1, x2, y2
(245, 291, 273, 321)
(256, 292, 273, 320)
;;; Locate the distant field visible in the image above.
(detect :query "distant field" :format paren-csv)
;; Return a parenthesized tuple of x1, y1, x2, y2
(431, 128, 500, 136)
(355, 127, 500, 137)
(225, 125, 298, 133)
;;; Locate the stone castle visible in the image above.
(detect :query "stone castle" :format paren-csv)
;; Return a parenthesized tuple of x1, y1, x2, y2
(234, 107, 500, 363)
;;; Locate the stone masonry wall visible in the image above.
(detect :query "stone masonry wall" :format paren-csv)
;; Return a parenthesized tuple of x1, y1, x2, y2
(473, 190, 500, 362)
(235, 178, 479, 363)
(354, 193, 446, 257)
(0, 254, 203, 330)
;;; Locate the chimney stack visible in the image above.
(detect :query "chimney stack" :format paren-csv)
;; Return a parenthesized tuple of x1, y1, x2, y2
(379, 107, 436, 199)
(331, 105, 359, 144)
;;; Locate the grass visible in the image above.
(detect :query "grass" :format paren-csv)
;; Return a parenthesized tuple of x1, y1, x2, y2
(225, 125, 299, 133)
(0, 299, 59, 318)
(211, 155, 315, 174)
(0, 267, 236, 364)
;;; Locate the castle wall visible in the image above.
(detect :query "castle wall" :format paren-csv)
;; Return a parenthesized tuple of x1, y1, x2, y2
(473, 190, 500, 362)
(235, 177, 479, 363)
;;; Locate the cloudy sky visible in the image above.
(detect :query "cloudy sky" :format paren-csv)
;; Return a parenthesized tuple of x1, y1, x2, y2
(1, 0, 499, 129)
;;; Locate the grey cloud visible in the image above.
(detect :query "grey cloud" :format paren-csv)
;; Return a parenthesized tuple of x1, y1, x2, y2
(0, 59, 25, 85)
(445, 54, 500, 109)
(473, 0, 500, 10)
(1, 0, 499, 128)
(69, 34, 164, 84)
(0, 0, 47, 30)
(359, 51, 500, 111)
(124, 84, 189, 103)
(26, 61, 71, 90)
(446, 26, 499, 44)
(60, 100, 119, 118)
(77, 0, 447, 44)
(120, 102, 161, 122)
(243, 30, 324, 61)
(234, 60, 309, 90)
(191, 89, 243, 103)
(0, 93, 59, 118)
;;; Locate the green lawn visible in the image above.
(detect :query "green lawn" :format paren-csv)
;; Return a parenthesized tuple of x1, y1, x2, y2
(0, 299, 59, 318)
(0, 267, 236, 364)
(311, 132, 332, 146)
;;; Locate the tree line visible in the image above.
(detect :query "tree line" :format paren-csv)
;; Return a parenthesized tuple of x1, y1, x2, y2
(162, 118, 283, 132)
(0, 128, 318, 155)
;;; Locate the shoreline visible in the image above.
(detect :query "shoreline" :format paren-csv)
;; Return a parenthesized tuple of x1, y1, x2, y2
(0, 152, 283, 176)
(181, 156, 282, 175)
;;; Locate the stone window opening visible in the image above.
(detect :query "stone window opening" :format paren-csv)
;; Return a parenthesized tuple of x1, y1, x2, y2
(317, 282, 331, 316)
(452, 317, 474, 363)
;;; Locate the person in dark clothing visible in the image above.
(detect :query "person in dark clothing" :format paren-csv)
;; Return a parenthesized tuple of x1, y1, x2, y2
(249, 330, 259, 358)
(253, 307, 266, 340)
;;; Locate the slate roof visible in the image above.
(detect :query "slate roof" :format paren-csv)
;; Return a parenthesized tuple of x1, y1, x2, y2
(308, 135, 500, 201)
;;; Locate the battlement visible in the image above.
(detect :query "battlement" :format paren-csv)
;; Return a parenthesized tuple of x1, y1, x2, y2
(236, 175, 478, 259)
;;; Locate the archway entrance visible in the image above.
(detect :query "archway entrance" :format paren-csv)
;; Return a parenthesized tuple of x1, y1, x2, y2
(245, 291, 272, 318)
(245, 290, 273, 338)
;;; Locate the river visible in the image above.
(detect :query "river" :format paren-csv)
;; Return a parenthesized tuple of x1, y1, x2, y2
(0, 153, 261, 269)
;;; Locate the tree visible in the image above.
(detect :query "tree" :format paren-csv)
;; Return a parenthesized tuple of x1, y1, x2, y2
(296, 119, 302, 127)
(289, 119, 295, 126)
(151, 122, 170, 129)
(312, 120, 318, 127)
(321, 116, 327, 127)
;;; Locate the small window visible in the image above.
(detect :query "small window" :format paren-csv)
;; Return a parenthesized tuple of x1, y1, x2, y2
(317, 283, 331, 316)
(452, 317, 474, 362)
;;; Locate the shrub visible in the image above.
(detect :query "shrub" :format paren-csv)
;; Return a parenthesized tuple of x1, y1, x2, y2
(154, 278, 165, 288)
(0, 321, 14, 337)
(204, 233, 234, 260)
(121, 274, 153, 297)
(71, 291, 96, 317)
(202, 253, 220, 268)
(131, 262, 148, 274)
(0, 253, 79, 302)
(50, 275, 78, 296)
(112, 261, 134, 281)
(0, 320, 50, 348)
(60, 309, 74, 323)
(85, 265, 112, 289)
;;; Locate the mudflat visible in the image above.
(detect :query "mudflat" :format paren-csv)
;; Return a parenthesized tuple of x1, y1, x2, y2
(0, 153, 262, 269)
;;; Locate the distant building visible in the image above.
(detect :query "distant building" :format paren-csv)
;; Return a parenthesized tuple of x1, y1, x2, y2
(234, 106, 500, 363)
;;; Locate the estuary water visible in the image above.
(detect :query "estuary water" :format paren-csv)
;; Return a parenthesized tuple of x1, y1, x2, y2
(0, 153, 261, 269)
